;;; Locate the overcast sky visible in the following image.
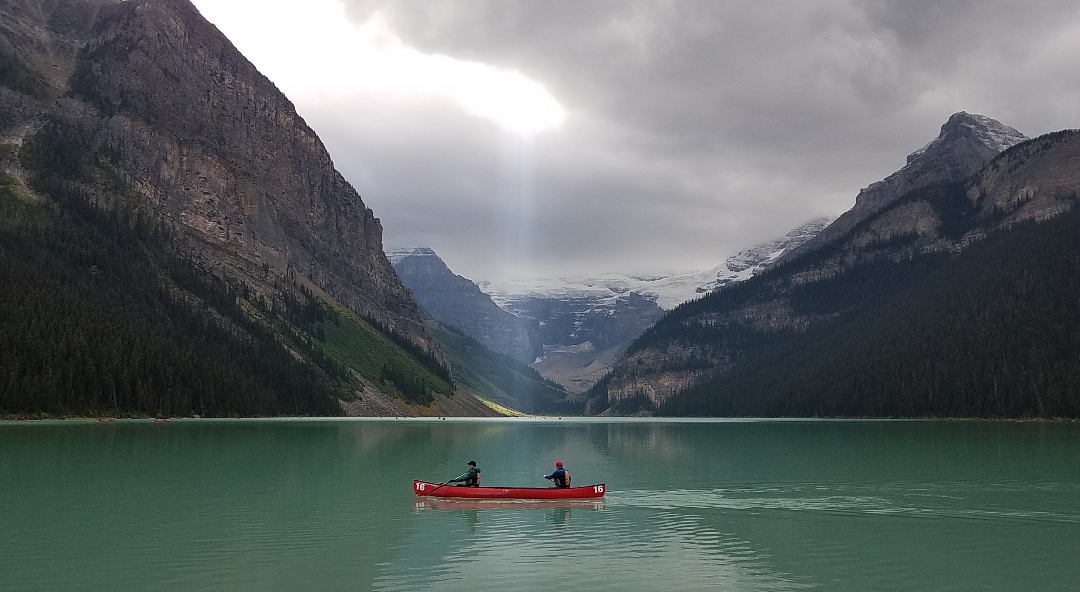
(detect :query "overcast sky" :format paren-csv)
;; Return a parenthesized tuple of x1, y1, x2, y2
(191, 0, 1080, 282)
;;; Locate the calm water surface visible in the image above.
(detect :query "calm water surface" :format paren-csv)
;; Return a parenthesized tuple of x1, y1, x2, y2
(1, 419, 1078, 591)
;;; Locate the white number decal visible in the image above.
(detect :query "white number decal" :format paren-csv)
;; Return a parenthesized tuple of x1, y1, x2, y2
(418, 483, 425, 491)
(594, 485, 604, 494)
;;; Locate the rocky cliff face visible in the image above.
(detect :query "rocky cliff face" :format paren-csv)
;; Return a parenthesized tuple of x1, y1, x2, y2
(389, 247, 539, 363)
(971, 130, 1080, 224)
(860, 112, 1027, 204)
(596, 114, 1080, 413)
(0, 0, 427, 344)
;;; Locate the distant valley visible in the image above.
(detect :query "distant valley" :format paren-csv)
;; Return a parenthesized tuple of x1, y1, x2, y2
(389, 217, 831, 393)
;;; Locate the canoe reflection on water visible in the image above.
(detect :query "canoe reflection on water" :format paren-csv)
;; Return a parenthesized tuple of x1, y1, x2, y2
(414, 498, 605, 527)
(414, 498, 606, 512)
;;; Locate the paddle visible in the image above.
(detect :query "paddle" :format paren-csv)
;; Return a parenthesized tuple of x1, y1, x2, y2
(425, 473, 466, 495)
(425, 482, 451, 495)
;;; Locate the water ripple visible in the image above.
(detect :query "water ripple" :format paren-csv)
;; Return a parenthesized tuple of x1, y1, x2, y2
(608, 486, 1080, 524)
(377, 499, 808, 592)
(612, 488, 890, 514)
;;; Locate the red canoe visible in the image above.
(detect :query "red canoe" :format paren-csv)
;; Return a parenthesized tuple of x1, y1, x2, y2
(413, 480, 606, 500)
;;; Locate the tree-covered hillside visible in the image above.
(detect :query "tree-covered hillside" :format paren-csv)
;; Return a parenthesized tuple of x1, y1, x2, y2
(0, 118, 455, 418)
(429, 321, 584, 415)
(597, 201, 1080, 418)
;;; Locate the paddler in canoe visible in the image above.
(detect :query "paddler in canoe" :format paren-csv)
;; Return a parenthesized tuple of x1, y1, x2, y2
(543, 460, 570, 488)
(413, 460, 603, 499)
(447, 460, 481, 487)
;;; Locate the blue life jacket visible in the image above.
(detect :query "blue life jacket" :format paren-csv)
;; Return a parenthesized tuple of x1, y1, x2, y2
(547, 467, 570, 488)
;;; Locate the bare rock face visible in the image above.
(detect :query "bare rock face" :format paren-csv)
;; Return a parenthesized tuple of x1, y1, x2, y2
(971, 130, 1080, 225)
(2, 0, 427, 342)
(861, 112, 1028, 205)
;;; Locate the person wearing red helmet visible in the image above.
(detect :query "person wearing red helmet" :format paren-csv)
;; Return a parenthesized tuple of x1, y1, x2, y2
(543, 460, 570, 488)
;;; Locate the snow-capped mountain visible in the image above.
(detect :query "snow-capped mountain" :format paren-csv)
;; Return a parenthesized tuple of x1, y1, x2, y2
(479, 217, 834, 311)
(904, 112, 1027, 164)
(465, 217, 833, 392)
(592, 112, 1052, 415)
(389, 218, 832, 393)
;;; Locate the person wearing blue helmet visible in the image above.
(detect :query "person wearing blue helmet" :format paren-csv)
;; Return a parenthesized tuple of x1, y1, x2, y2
(543, 460, 570, 488)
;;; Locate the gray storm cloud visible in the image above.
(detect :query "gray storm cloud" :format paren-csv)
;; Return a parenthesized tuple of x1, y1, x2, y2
(240, 0, 1080, 281)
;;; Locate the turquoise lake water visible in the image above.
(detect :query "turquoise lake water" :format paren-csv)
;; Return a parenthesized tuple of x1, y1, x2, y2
(1, 419, 1078, 591)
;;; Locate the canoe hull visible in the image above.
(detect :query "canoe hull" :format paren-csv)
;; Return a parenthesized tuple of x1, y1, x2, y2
(413, 480, 605, 499)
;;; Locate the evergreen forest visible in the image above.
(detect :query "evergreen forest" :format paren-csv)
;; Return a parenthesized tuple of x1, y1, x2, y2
(604, 199, 1080, 418)
(0, 116, 455, 418)
(429, 321, 586, 415)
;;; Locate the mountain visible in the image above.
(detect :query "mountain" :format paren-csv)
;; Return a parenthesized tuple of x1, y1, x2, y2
(589, 114, 1080, 418)
(479, 218, 832, 314)
(384, 218, 831, 394)
(386, 246, 660, 393)
(470, 218, 830, 392)
(779, 112, 1027, 264)
(389, 247, 539, 363)
(501, 290, 665, 394)
(0, 0, 494, 418)
(426, 321, 581, 416)
(629, 217, 835, 307)
(385, 248, 583, 414)
(475, 276, 666, 393)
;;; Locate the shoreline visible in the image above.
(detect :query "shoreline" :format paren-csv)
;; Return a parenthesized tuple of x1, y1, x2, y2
(2, 415, 1077, 424)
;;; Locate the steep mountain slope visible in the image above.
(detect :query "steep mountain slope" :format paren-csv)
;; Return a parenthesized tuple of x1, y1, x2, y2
(780, 112, 1027, 264)
(590, 118, 1080, 418)
(78, 0, 424, 337)
(0, 0, 481, 417)
(0, 172, 348, 417)
(660, 202, 1080, 418)
(427, 321, 581, 415)
(389, 248, 539, 363)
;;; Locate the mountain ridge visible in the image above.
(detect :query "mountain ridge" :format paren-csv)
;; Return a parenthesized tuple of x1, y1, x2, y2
(2, 0, 428, 342)
(589, 113, 1080, 417)
(0, 0, 487, 418)
(478, 216, 833, 312)
(779, 112, 1028, 266)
